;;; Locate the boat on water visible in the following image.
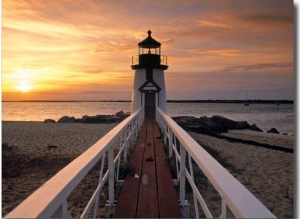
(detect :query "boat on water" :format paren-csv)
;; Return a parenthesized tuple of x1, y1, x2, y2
(244, 91, 250, 106)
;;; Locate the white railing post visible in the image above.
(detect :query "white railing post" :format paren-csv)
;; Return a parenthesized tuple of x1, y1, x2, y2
(51, 199, 71, 218)
(179, 143, 186, 204)
(179, 143, 189, 218)
(163, 121, 167, 144)
(169, 130, 173, 158)
(220, 196, 234, 218)
(105, 145, 116, 217)
(188, 154, 200, 219)
(108, 146, 115, 204)
(121, 131, 127, 162)
(93, 156, 106, 218)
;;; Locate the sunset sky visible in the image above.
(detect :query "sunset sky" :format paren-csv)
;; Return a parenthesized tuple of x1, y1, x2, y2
(2, 0, 294, 101)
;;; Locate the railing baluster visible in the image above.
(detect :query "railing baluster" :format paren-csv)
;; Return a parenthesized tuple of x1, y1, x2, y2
(116, 153, 121, 180)
(179, 143, 189, 217)
(108, 146, 114, 203)
(52, 199, 71, 218)
(179, 143, 186, 205)
(188, 154, 200, 218)
(94, 155, 106, 218)
(105, 144, 116, 217)
(174, 137, 179, 180)
(220, 196, 235, 218)
(169, 130, 173, 158)
(155, 107, 276, 219)
(163, 122, 167, 144)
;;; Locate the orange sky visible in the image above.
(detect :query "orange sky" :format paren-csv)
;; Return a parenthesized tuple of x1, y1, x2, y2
(2, 0, 294, 101)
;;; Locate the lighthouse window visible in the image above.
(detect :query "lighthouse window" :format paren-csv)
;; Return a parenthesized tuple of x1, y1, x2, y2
(146, 69, 153, 80)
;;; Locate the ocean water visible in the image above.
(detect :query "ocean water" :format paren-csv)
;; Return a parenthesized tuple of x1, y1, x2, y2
(2, 101, 294, 134)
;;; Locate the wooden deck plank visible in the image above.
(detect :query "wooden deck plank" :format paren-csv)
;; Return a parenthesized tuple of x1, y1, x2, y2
(143, 121, 155, 163)
(113, 176, 140, 218)
(155, 139, 182, 218)
(137, 163, 159, 218)
(114, 121, 148, 218)
(114, 117, 181, 218)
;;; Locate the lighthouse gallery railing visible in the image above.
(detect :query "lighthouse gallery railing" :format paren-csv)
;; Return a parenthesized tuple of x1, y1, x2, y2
(156, 107, 276, 218)
(5, 107, 144, 219)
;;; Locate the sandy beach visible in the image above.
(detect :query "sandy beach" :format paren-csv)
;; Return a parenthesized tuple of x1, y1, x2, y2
(2, 122, 294, 218)
(188, 130, 294, 218)
(2, 121, 117, 217)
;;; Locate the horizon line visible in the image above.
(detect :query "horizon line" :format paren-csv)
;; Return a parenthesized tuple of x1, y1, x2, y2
(2, 99, 294, 103)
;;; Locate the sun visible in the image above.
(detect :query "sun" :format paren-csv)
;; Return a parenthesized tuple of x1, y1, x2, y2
(16, 82, 32, 92)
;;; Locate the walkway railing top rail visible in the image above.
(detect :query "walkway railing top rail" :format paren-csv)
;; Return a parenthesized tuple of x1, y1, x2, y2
(6, 107, 144, 219)
(156, 107, 276, 218)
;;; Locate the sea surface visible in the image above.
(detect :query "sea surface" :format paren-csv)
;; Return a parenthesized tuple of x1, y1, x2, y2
(2, 101, 294, 135)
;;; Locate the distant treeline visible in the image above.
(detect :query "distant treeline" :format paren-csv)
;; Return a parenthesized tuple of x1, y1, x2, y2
(2, 100, 131, 102)
(167, 99, 294, 104)
(3, 99, 293, 104)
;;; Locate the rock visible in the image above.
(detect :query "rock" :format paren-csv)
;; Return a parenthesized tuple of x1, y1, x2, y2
(173, 115, 254, 134)
(211, 115, 250, 129)
(104, 115, 122, 123)
(57, 116, 76, 123)
(249, 124, 263, 132)
(47, 113, 129, 124)
(282, 133, 288, 135)
(79, 114, 125, 123)
(198, 116, 227, 132)
(172, 116, 227, 133)
(47, 145, 58, 149)
(80, 115, 101, 123)
(44, 119, 56, 123)
(172, 116, 203, 132)
(80, 115, 89, 123)
(267, 128, 280, 134)
(172, 116, 198, 126)
(115, 110, 125, 116)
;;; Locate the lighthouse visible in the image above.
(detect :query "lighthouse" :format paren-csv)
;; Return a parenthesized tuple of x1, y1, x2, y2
(131, 30, 168, 116)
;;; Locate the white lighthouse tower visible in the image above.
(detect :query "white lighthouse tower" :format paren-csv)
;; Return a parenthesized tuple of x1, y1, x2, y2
(131, 30, 168, 116)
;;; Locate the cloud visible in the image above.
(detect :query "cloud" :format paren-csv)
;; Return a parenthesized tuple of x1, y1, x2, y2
(238, 8, 293, 25)
(79, 90, 131, 95)
(220, 62, 293, 72)
(2, 0, 294, 100)
(197, 20, 232, 28)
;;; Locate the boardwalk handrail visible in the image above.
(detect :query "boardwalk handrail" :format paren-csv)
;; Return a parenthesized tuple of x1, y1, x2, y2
(156, 107, 276, 218)
(6, 107, 144, 219)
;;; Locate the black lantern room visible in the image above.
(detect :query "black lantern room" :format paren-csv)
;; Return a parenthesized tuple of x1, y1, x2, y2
(131, 30, 168, 70)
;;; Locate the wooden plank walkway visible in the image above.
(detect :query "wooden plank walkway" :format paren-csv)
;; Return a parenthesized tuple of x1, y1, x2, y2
(114, 117, 182, 218)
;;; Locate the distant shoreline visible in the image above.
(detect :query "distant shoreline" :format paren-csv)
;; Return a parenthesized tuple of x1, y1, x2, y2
(2, 99, 294, 104)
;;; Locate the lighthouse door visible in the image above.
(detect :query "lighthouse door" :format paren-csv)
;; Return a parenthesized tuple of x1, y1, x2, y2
(145, 92, 155, 116)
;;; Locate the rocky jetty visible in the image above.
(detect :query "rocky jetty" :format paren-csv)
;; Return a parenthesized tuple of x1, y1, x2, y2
(45, 112, 280, 134)
(267, 128, 280, 134)
(250, 124, 263, 132)
(172, 115, 263, 134)
(44, 119, 56, 123)
(44, 110, 130, 124)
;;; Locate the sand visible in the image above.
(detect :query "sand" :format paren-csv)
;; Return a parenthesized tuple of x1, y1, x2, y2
(221, 129, 294, 149)
(2, 122, 294, 218)
(2, 121, 117, 217)
(188, 130, 294, 218)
